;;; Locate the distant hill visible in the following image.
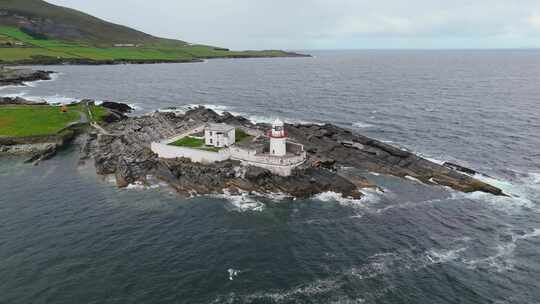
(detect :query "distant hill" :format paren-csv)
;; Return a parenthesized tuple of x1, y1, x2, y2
(0, 0, 185, 46)
(0, 0, 308, 64)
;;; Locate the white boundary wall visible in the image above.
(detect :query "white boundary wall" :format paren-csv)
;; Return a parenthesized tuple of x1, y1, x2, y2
(151, 126, 306, 176)
(161, 124, 206, 145)
(151, 143, 230, 163)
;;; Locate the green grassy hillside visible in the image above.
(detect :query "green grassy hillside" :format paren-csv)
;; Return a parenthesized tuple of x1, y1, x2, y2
(0, 0, 307, 64)
(0, 0, 176, 45)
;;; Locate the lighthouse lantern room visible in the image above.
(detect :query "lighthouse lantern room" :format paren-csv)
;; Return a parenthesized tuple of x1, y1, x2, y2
(269, 118, 287, 156)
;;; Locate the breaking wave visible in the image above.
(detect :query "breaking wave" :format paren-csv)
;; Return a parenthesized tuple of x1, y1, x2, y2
(212, 278, 350, 304)
(23, 72, 60, 87)
(212, 191, 266, 212)
(1, 91, 97, 105)
(450, 172, 540, 213)
(353, 121, 375, 128)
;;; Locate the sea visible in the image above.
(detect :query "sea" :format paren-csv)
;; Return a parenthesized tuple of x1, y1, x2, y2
(1, 50, 539, 304)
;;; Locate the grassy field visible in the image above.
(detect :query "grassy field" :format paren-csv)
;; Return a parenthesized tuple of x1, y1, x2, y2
(168, 137, 222, 152)
(235, 129, 253, 143)
(0, 26, 300, 63)
(0, 105, 81, 137)
(89, 104, 110, 122)
(169, 137, 205, 147)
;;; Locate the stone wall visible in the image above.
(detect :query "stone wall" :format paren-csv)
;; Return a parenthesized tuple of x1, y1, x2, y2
(229, 146, 306, 176)
(161, 124, 206, 145)
(150, 142, 230, 164)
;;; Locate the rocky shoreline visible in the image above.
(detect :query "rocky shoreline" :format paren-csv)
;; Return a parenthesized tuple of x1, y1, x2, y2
(0, 52, 311, 66)
(0, 97, 505, 198)
(0, 67, 53, 86)
(79, 105, 504, 199)
(0, 98, 126, 164)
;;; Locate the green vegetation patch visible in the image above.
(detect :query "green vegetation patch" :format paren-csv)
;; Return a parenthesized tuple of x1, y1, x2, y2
(235, 128, 253, 143)
(0, 26, 299, 64)
(89, 104, 110, 122)
(0, 48, 77, 61)
(168, 136, 222, 152)
(0, 105, 81, 137)
(169, 137, 205, 148)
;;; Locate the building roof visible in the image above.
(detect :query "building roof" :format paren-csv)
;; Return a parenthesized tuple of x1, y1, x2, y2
(206, 123, 235, 132)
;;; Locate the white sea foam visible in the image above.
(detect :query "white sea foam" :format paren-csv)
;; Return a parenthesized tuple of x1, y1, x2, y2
(2, 91, 81, 105)
(314, 191, 364, 205)
(0, 84, 25, 91)
(239, 278, 345, 302)
(351, 246, 468, 281)
(227, 268, 240, 281)
(128, 103, 143, 111)
(251, 191, 291, 201)
(426, 247, 467, 264)
(461, 227, 540, 272)
(463, 243, 516, 272)
(453, 172, 540, 212)
(315, 188, 385, 212)
(21, 72, 60, 88)
(2, 92, 27, 98)
(414, 152, 446, 165)
(157, 104, 231, 116)
(405, 175, 422, 183)
(213, 191, 265, 212)
(125, 180, 166, 190)
(353, 121, 374, 128)
(374, 197, 447, 214)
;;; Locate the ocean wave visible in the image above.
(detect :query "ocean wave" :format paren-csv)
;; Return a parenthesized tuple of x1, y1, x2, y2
(373, 197, 447, 214)
(314, 189, 386, 219)
(157, 104, 231, 116)
(22, 72, 61, 88)
(314, 191, 367, 209)
(461, 228, 540, 272)
(2, 91, 82, 105)
(353, 121, 374, 128)
(227, 268, 240, 281)
(212, 191, 265, 212)
(128, 103, 143, 111)
(0, 84, 26, 91)
(452, 172, 540, 212)
(156, 103, 325, 125)
(222, 278, 346, 303)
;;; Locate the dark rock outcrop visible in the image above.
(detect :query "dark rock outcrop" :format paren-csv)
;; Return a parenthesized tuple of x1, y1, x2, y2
(100, 101, 133, 113)
(0, 96, 48, 105)
(0, 68, 53, 86)
(84, 106, 504, 198)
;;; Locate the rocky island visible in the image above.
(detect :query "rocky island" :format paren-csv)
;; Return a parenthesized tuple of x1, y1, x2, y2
(0, 94, 504, 199)
(81, 104, 504, 199)
(0, 67, 53, 86)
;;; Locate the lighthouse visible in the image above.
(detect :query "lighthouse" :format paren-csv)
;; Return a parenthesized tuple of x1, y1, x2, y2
(269, 118, 287, 156)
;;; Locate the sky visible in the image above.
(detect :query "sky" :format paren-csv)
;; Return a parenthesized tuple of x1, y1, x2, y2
(47, 0, 540, 50)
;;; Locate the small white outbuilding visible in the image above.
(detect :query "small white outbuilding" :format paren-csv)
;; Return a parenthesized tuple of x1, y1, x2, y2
(204, 123, 236, 147)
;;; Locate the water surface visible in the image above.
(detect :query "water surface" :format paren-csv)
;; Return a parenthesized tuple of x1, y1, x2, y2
(1, 50, 539, 303)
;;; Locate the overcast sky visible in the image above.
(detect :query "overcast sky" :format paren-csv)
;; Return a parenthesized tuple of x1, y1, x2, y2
(47, 0, 540, 50)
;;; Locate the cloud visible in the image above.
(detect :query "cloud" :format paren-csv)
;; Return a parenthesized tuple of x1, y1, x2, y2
(47, 0, 540, 49)
(528, 14, 540, 29)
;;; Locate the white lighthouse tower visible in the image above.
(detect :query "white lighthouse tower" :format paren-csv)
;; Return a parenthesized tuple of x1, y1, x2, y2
(269, 118, 287, 156)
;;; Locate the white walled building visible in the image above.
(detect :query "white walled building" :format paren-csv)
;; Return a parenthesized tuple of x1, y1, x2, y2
(205, 123, 236, 148)
(152, 120, 306, 176)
